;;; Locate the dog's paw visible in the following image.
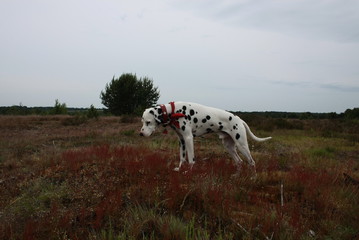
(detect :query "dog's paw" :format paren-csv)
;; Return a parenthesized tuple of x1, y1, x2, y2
(173, 167, 180, 172)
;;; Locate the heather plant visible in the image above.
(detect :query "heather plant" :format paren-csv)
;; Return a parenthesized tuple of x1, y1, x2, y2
(0, 116, 358, 239)
(61, 114, 88, 126)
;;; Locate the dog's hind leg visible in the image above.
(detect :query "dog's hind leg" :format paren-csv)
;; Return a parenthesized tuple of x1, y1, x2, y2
(219, 132, 243, 169)
(236, 142, 257, 175)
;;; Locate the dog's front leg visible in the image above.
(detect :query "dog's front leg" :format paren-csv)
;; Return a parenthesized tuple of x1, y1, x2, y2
(183, 133, 195, 168)
(174, 134, 186, 171)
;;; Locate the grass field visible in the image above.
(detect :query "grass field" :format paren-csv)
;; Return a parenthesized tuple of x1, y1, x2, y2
(0, 115, 358, 239)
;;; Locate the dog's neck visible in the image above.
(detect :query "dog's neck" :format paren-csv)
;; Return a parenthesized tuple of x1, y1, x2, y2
(159, 102, 176, 123)
(157, 102, 186, 130)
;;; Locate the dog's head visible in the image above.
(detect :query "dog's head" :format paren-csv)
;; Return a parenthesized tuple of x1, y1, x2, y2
(140, 107, 163, 137)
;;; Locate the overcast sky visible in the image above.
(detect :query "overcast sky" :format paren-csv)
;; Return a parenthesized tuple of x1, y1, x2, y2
(1, 0, 358, 112)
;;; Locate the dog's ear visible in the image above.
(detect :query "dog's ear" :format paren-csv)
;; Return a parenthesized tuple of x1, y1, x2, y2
(153, 107, 163, 124)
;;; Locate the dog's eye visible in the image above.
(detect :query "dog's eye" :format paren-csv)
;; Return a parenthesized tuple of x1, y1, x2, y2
(146, 121, 151, 126)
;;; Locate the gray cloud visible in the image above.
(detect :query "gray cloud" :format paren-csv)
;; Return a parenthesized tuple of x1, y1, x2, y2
(271, 80, 313, 88)
(272, 80, 359, 93)
(319, 83, 359, 93)
(173, 0, 359, 42)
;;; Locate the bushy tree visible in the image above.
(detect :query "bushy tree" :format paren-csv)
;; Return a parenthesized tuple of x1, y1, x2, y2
(87, 104, 99, 119)
(344, 107, 359, 119)
(52, 99, 67, 115)
(100, 73, 160, 115)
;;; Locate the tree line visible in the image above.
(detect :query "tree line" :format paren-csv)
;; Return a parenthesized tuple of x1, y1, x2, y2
(0, 72, 358, 119)
(0, 100, 99, 119)
(1, 105, 358, 120)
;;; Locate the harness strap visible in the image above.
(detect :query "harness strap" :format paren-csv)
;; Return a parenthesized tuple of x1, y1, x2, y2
(170, 101, 175, 114)
(160, 104, 168, 123)
(160, 102, 186, 130)
(170, 113, 186, 128)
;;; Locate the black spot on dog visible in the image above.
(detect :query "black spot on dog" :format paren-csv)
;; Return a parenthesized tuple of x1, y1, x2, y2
(219, 122, 222, 125)
(183, 121, 186, 125)
(187, 115, 192, 121)
(182, 106, 187, 111)
(219, 125, 223, 130)
(236, 133, 240, 140)
(202, 119, 207, 123)
(190, 109, 195, 116)
(183, 153, 186, 158)
(182, 126, 186, 131)
(157, 109, 162, 114)
(229, 116, 232, 121)
(210, 124, 214, 127)
(233, 125, 236, 130)
(206, 128, 212, 133)
(206, 115, 211, 120)
(193, 118, 198, 123)
(149, 110, 154, 115)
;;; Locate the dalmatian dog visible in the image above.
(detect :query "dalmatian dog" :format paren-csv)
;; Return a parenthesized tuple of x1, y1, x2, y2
(140, 101, 271, 172)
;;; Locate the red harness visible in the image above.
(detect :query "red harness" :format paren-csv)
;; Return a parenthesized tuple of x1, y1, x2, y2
(160, 101, 186, 130)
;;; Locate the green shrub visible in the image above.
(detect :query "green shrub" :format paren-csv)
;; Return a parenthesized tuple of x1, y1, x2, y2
(51, 99, 67, 115)
(87, 104, 99, 119)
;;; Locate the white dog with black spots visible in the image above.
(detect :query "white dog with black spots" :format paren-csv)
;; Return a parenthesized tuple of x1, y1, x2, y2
(140, 102, 271, 172)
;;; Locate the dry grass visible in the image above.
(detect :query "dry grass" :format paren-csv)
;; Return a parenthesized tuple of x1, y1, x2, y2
(0, 115, 358, 239)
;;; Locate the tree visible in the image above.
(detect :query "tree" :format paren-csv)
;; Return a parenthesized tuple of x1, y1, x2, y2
(52, 99, 67, 115)
(100, 73, 160, 115)
(344, 107, 359, 119)
(87, 104, 99, 119)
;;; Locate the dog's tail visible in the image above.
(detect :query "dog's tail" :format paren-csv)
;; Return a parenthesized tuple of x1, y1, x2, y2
(242, 120, 272, 142)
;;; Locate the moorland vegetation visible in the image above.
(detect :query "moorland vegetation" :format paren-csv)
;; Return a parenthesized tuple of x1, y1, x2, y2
(0, 111, 358, 239)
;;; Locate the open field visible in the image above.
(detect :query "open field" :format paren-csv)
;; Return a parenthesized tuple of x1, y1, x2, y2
(0, 115, 358, 239)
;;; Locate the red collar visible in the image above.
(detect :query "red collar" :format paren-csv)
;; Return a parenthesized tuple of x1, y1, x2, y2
(159, 102, 186, 128)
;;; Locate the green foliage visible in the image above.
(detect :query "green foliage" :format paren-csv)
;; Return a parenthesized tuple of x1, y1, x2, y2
(100, 73, 160, 116)
(51, 99, 67, 115)
(344, 107, 359, 119)
(0, 104, 29, 115)
(87, 104, 99, 119)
